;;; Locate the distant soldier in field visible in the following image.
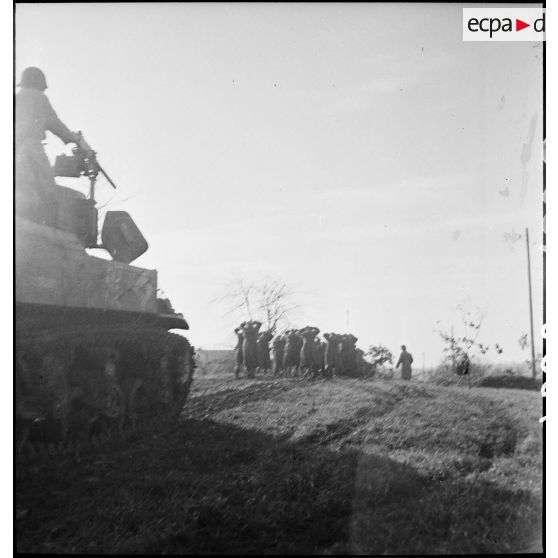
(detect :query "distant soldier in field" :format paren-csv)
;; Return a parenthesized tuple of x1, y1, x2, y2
(257, 330, 273, 374)
(323, 333, 341, 379)
(313, 336, 326, 378)
(355, 347, 366, 375)
(346, 334, 359, 375)
(283, 329, 302, 377)
(293, 330, 304, 374)
(338, 334, 357, 376)
(242, 320, 262, 379)
(396, 345, 414, 380)
(299, 326, 320, 378)
(234, 323, 246, 378)
(271, 334, 286, 376)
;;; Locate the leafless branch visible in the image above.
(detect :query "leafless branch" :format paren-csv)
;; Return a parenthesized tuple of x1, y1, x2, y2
(212, 274, 301, 332)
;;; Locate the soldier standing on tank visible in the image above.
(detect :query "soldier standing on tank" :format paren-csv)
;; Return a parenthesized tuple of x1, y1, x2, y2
(15, 67, 81, 224)
(396, 345, 414, 380)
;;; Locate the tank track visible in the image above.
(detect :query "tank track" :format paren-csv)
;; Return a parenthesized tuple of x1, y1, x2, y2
(15, 326, 195, 464)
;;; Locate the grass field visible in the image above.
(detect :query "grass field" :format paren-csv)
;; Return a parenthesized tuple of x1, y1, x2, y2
(16, 374, 543, 554)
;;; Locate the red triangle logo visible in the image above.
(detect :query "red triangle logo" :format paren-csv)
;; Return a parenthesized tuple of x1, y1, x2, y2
(516, 19, 530, 31)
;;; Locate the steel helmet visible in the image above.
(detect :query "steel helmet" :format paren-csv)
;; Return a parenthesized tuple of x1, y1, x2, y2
(18, 67, 48, 90)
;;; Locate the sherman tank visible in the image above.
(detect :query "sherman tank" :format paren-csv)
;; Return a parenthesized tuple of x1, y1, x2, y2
(15, 140, 195, 459)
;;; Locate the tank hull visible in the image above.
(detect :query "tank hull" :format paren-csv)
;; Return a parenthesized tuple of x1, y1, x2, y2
(16, 217, 158, 314)
(15, 213, 194, 461)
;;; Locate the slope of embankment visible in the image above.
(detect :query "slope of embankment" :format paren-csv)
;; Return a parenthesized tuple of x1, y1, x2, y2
(16, 376, 543, 554)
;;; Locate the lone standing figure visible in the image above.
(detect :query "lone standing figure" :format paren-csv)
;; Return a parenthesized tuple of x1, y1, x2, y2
(396, 345, 413, 380)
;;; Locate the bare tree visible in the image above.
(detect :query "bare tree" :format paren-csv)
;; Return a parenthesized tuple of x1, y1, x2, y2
(435, 304, 502, 387)
(216, 276, 258, 320)
(256, 279, 299, 333)
(215, 275, 301, 334)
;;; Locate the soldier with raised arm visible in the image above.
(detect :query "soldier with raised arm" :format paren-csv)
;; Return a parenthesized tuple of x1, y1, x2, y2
(15, 67, 81, 222)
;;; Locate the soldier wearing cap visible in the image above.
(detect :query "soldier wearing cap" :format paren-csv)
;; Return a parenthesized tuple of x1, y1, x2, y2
(15, 67, 81, 223)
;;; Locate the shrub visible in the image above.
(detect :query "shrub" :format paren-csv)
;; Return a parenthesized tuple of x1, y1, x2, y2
(426, 362, 491, 387)
(427, 363, 542, 391)
(477, 375, 541, 390)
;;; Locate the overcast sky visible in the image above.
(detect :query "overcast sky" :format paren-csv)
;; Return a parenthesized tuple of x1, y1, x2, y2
(16, 3, 543, 366)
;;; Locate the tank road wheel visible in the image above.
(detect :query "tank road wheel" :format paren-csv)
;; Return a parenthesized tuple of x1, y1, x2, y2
(16, 327, 196, 465)
(120, 377, 144, 433)
(99, 352, 127, 437)
(96, 381, 126, 438)
(163, 342, 195, 425)
(159, 356, 173, 405)
(15, 355, 36, 457)
(16, 349, 74, 459)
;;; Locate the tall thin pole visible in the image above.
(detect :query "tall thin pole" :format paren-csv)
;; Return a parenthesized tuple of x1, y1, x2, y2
(526, 228, 537, 380)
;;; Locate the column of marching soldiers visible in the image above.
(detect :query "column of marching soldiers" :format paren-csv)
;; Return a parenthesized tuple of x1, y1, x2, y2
(234, 320, 372, 380)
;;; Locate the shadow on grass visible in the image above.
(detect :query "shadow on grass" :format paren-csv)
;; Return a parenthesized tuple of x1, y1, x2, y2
(16, 418, 542, 555)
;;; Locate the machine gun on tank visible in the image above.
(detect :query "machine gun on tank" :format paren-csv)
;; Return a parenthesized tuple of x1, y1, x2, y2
(54, 133, 117, 201)
(53, 134, 148, 264)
